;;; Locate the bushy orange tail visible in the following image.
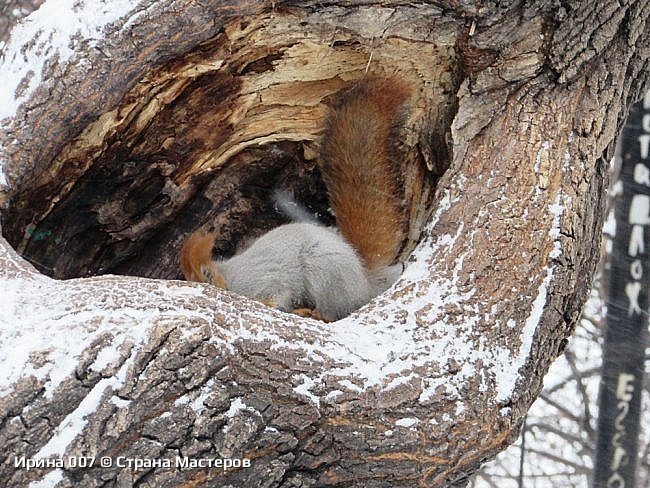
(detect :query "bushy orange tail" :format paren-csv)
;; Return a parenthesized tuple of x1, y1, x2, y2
(319, 75, 413, 269)
(179, 231, 226, 288)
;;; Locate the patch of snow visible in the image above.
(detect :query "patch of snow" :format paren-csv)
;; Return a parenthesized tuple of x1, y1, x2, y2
(395, 417, 420, 428)
(89, 338, 125, 372)
(225, 397, 257, 418)
(174, 396, 190, 407)
(110, 395, 130, 408)
(603, 206, 616, 237)
(28, 468, 63, 488)
(293, 374, 321, 407)
(419, 377, 461, 404)
(35, 357, 131, 459)
(455, 401, 466, 415)
(534, 140, 551, 173)
(337, 379, 362, 393)
(190, 379, 215, 414)
(324, 390, 342, 401)
(383, 373, 417, 391)
(221, 398, 260, 433)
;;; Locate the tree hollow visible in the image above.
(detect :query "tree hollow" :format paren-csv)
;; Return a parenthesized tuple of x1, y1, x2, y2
(2, 8, 454, 280)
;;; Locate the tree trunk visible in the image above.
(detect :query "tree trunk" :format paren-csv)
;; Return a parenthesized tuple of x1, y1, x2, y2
(0, 1, 648, 487)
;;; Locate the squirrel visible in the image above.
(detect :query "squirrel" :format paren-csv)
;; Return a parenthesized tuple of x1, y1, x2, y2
(179, 75, 413, 321)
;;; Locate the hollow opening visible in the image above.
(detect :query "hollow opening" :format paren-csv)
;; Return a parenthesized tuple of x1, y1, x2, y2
(2, 10, 458, 284)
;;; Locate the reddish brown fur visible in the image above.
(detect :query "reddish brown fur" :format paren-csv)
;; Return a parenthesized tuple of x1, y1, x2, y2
(319, 75, 413, 269)
(179, 231, 226, 288)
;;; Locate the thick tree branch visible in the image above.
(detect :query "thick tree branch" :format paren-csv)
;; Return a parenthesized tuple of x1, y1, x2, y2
(0, 1, 648, 486)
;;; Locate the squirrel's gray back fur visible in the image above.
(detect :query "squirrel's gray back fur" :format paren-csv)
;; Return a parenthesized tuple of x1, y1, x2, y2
(217, 222, 395, 321)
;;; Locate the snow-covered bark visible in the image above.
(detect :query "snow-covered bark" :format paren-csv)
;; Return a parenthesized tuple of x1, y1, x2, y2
(0, 1, 649, 486)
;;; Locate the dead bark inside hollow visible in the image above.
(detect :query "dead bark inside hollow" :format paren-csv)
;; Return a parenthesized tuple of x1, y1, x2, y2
(0, 1, 648, 487)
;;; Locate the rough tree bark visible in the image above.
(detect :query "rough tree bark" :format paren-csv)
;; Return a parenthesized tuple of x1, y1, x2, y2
(0, 1, 648, 487)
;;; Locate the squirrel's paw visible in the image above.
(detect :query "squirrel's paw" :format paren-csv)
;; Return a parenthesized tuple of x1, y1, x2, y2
(292, 308, 328, 322)
(260, 298, 278, 308)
